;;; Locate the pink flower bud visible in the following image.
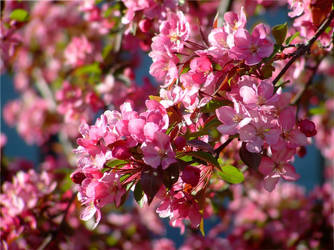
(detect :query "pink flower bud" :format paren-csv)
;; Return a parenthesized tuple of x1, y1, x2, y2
(181, 166, 200, 187)
(139, 19, 152, 33)
(297, 146, 307, 158)
(71, 171, 86, 184)
(299, 119, 317, 137)
(174, 136, 186, 150)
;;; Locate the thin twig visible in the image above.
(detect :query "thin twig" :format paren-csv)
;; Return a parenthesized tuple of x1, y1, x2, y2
(291, 60, 323, 106)
(272, 9, 334, 86)
(214, 136, 235, 159)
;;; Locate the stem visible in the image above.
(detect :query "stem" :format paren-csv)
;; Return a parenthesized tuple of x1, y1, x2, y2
(34, 69, 57, 111)
(272, 9, 334, 86)
(291, 60, 322, 106)
(214, 136, 235, 159)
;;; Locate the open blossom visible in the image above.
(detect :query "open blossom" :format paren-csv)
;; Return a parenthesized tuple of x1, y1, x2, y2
(156, 186, 202, 233)
(141, 131, 176, 169)
(149, 49, 179, 86)
(276, 106, 308, 149)
(230, 23, 273, 65)
(79, 171, 126, 228)
(239, 79, 279, 108)
(159, 11, 190, 52)
(259, 148, 300, 192)
(223, 6, 247, 47)
(181, 55, 213, 87)
(216, 100, 251, 135)
(239, 116, 281, 153)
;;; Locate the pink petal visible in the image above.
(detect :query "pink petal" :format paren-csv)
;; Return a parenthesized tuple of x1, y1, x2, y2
(240, 86, 257, 104)
(252, 23, 270, 39)
(239, 124, 256, 141)
(128, 118, 146, 142)
(80, 204, 96, 221)
(258, 80, 274, 100)
(289, 130, 308, 146)
(217, 124, 238, 135)
(281, 164, 300, 181)
(258, 157, 275, 176)
(279, 107, 296, 131)
(216, 106, 235, 124)
(263, 176, 280, 192)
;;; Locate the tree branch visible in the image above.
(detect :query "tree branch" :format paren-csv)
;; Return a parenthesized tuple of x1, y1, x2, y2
(215, 136, 235, 159)
(272, 9, 334, 86)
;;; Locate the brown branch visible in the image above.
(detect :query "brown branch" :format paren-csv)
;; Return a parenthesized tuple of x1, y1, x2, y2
(214, 136, 235, 159)
(291, 60, 322, 106)
(272, 9, 334, 86)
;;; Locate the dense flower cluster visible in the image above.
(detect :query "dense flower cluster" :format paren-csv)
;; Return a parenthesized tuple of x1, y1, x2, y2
(1, 0, 334, 248)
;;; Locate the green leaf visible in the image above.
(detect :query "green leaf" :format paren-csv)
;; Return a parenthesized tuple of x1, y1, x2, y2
(10, 9, 29, 22)
(106, 159, 128, 168)
(187, 151, 219, 167)
(309, 105, 326, 115)
(75, 63, 101, 76)
(134, 182, 144, 205)
(180, 65, 190, 74)
(200, 99, 230, 113)
(199, 218, 205, 236)
(217, 165, 244, 184)
(178, 155, 193, 162)
(285, 32, 300, 46)
(272, 22, 288, 45)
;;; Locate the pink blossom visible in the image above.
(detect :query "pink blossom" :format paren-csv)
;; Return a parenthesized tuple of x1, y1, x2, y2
(239, 79, 279, 107)
(79, 172, 126, 229)
(141, 131, 176, 169)
(287, 0, 306, 17)
(239, 117, 280, 153)
(149, 50, 179, 86)
(216, 100, 252, 135)
(181, 55, 213, 87)
(159, 11, 190, 52)
(277, 106, 308, 149)
(223, 7, 247, 35)
(259, 148, 300, 192)
(230, 24, 273, 65)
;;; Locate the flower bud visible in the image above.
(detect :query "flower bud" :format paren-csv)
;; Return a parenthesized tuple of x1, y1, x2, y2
(71, 171, 86, 184)
(299, 119, 317, 137)
(181, 166, 200, 187)
(139, 19, 152, 33)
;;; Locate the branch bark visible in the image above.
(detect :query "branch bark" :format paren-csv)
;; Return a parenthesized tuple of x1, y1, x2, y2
(272, 9, 334, 86)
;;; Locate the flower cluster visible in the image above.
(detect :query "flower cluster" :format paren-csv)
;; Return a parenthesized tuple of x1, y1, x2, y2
(0, 169, 57, 244)
(1, 0, 334, 248)
(227, 182, 334, 249)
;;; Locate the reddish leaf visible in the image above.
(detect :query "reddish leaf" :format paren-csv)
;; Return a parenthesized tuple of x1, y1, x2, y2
(140, 169, 163, 204)
(310, 0, 332, 27)
(187, 139, 214, 153)
(239, 143, 261, 169)
(162, 163, 180, 189)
